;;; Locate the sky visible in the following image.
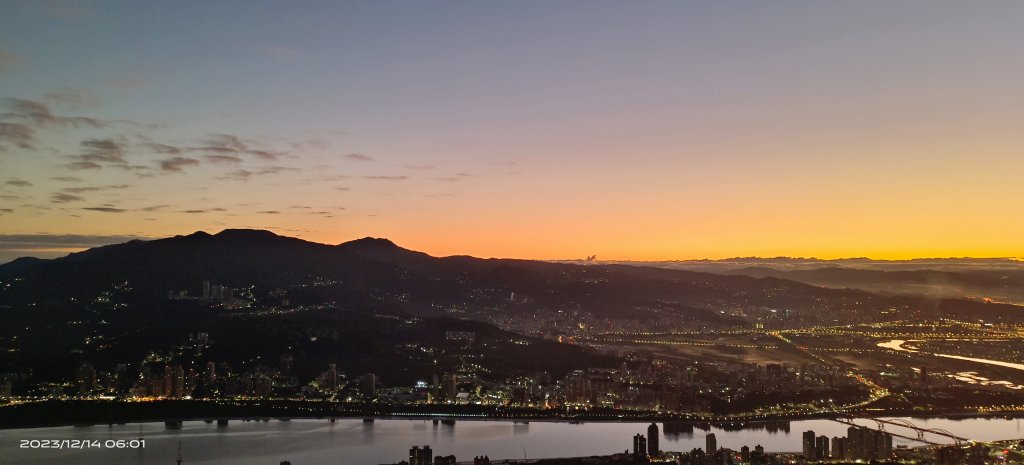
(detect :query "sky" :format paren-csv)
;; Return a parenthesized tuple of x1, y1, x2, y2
(1, 1, 1023, 263)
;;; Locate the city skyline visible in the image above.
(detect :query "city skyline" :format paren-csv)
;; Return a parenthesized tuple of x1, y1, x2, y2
(3, 1, 1024, 262)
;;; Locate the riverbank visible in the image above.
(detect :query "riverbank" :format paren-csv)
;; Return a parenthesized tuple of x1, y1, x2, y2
(3, 399, 1024, 430)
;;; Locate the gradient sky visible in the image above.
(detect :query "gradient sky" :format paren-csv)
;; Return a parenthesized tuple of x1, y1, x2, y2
(1, 1, 1023, 263)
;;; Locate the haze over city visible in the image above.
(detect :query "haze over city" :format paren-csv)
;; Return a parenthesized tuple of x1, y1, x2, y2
(2, 1, 1024, 264)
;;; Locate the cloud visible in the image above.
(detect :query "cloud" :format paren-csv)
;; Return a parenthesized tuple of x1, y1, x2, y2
(0, 208, 12, 214)
(158, 156, 200, 172)
(178, 208, 226, 214)
(334, 186, 350, 191)
(207, 133, 247, 151)
(258, 210, 280, 214)
(345, 153, 373, 162)
(363, 175, 408, 181)
(74, 138, 127, 166)
(218, 166, 298, 181)
(143, 143, 182, 154)
(108, 76, 144, 90)
(1, 98, 104, 128)
(290, 138, 330, 150)
(61, 184, 129, 193)
(43, 88, 102, 110)
(0, 45, 24, 73)
(0, 233, 145, 262)
(63, 139, 134, 171)
(82, 206, 126, 213)
(139, 204, 169, 211)
(246, 149, 280, 160)
(0, 122, 35, 149)
(51, 192, 84, 203)
(4, 178, 32, 187)
(65, 161, 101, 170)
(434, 172, 474, 182)
(192, 133, 285, 160)
(203, 154, 242, 164)
(51, 176, 82, 182)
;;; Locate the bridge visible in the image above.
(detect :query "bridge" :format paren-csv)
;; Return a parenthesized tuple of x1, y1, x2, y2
(834, 415, 970, 445)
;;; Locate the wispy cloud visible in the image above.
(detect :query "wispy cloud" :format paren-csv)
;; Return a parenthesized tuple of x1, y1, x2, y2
(82, 206, 126, 213)
(142, 142, 182, 154)
(158, 156, 200, 172)
(0, 45, 24, 73)
(42, 88, 102, 110)
(1, 98, 104, 129)
(0, 233, 145, 262)
(345, 153, 373, 162)
(363, 175, 408, 181)
(218, 166, 298, 181)
(203, 154, 243, 164)
(4, 178, 32, 187)
(50, 192, 84, 203)
(434, 172, 474, 182)
(0, 122, 35, 149)
(72, 138, 127, 167)
(61, 184, 129, 193)
(192, 133, 285, 160)
(65, 161, 101, 171)
(51, 176, 82, 182)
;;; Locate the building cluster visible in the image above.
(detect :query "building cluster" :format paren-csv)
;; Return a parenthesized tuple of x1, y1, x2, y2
(384, 445, 459, 465)
(801, 427, 893, 462)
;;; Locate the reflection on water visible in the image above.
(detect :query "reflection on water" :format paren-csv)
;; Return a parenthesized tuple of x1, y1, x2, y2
(3, 416, 1024, 465)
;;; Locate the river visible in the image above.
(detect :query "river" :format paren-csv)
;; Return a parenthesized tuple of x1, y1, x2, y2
(2, 416, 1023, 465)
(878, 339, 1024, 372)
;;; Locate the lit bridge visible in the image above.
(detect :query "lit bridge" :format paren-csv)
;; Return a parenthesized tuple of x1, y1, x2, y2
(833, 415, 970, 446)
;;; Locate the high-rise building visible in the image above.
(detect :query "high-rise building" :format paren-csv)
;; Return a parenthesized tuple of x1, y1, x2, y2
(831, 437, 846, 459)
(409, 445, 433, 465)
(647, 423, 659, 455)
(633, 434, 647, 456)
(846, 426, 862, 460)
(741, 445, 751, 463)
(327, 363, 338, 390)
(802, 430, 817, 460)
(360, 373, 377, 398)
(443, 373, 458, 401)
(875, 430, 892, 459)
(707, 433, 717, 458)
(816, 435, 829, 460)
(75, 363, 97, 396)
(863, 428, 877, 460)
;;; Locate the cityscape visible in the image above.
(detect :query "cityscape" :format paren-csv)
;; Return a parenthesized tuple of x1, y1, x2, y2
(3, 1, 1024, 464)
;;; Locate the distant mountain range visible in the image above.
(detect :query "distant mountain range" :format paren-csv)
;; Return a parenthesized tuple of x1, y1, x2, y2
(2, 229, 1020, 321)
(555, 257, 1024, 303)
